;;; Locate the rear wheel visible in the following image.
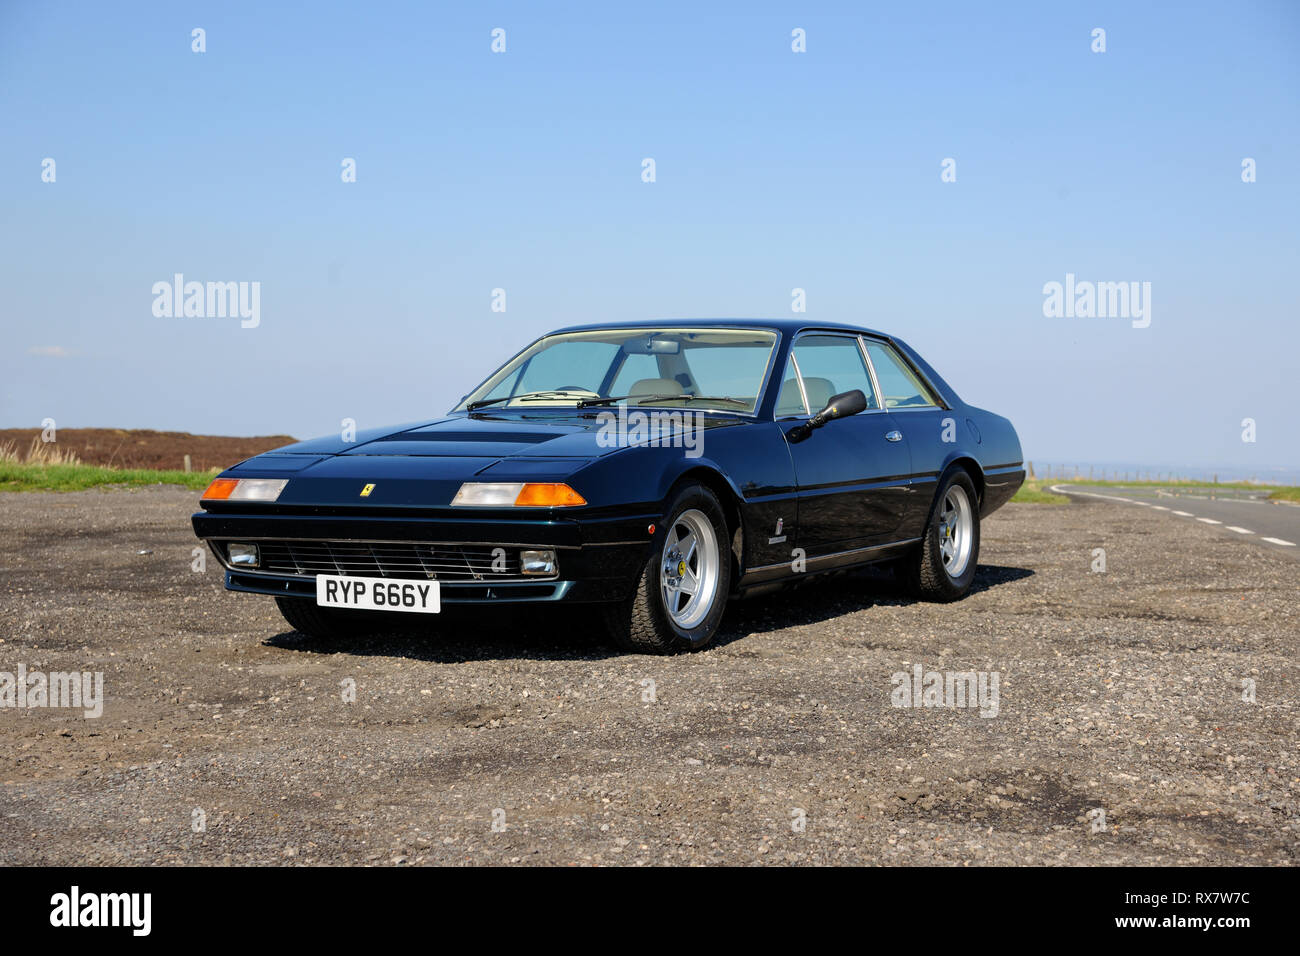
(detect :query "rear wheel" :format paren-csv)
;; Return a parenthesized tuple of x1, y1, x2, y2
(603, 483, 731, 653)
(899, 469, 980, 601)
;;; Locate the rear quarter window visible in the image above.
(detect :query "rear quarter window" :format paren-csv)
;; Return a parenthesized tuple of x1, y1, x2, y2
(863, 341, 939, 408)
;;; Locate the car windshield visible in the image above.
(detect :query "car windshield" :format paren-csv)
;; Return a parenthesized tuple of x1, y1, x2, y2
(457, 327, 779, 415)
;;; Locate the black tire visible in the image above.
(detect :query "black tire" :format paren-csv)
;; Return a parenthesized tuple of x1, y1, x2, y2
(274, 595, 400, 640)
(899, 469, 980, 601)
(603, 483, 731, 654)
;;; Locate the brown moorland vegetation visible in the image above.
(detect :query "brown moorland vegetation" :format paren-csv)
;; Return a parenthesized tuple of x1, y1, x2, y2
(0, 427, 296, 472)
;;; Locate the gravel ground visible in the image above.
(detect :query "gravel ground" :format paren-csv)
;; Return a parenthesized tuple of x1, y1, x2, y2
(0, 486, 1296, 865)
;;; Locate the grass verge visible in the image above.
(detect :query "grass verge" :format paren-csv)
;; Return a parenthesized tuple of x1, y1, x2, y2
(0, 461, 215, 493)
(1050, 477, 1287, 493)
(1010, 479, 1069, 504)
(1018, 476, 1300, 504)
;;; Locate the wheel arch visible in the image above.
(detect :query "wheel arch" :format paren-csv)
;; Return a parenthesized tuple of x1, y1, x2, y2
(939, 455, 985, 508)
(664, 464, 746, 580)
(935, 452, 982, 520)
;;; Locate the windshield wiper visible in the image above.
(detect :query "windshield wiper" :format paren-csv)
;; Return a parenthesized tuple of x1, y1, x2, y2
(577, 394, 751, 409)
(466, 390, 585, 412)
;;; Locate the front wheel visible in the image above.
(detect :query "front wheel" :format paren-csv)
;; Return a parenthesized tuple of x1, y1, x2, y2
(899, 470, 980, 601)
(603, 483, 731, 653)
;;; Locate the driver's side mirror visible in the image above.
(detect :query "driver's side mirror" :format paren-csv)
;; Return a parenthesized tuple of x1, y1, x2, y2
(787, 389, 868, 442)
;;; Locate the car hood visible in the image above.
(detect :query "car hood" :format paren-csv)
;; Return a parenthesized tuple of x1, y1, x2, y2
(259, 414, 738, 459)
(220, 413, 741, 508)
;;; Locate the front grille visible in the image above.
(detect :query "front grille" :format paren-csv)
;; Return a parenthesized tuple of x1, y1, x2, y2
(222, 541, 552, 582)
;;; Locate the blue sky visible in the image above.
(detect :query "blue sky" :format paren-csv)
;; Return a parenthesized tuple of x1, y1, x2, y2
(2, 1, 1297, 477)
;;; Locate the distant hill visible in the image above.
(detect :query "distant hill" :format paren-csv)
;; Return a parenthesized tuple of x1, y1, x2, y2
(0, 428, 297, 472)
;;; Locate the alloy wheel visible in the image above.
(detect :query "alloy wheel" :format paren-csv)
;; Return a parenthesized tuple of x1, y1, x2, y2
(659, 508, 721, 629)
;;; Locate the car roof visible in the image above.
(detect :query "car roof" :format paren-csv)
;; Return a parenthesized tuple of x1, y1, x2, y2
(547, 318, 892, 339)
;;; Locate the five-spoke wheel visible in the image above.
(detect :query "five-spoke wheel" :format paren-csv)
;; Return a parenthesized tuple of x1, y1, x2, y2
(604, 484, 731, 653)
(898, 468, 981, 601)
(659, 508, 721, 631)
(937, 484, 975, 579)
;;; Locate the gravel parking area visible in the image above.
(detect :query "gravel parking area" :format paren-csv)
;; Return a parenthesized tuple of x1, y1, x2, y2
(0, 487, 1296, 865)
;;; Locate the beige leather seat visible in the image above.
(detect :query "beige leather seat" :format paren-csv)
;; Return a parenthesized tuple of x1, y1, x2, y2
(628, 378, 684, 397)
(776, 378, 806, 416)
(800, 376, 836, 410)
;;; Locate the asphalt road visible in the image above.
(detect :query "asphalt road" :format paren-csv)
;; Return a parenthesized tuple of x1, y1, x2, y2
(1052, 484, 1300, 559)
(0, 486, 1296, 865)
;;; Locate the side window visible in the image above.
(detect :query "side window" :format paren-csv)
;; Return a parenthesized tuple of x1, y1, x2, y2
(782, 334, 879, 415)
(862, 341, 938, 408)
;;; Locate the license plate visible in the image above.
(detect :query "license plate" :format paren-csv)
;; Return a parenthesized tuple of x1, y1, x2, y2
(315, 574, 440, 614)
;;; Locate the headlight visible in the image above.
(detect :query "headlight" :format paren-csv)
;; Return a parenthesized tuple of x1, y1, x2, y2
(201, 478, 289, 502)
(519, 549, 556, 575)
(227, 543, 260, 567)
(451, 482, 586, 507)
(451, 482, 524, 507)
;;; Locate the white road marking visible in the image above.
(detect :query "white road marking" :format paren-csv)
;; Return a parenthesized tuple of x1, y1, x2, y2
(1051, 485, 1297, 553)
(1176, 493, 1265, 504)
(1048, 485, 1135, 504)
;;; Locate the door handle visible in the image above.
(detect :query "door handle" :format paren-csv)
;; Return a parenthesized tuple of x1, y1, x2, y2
(885, 430, 902, 442)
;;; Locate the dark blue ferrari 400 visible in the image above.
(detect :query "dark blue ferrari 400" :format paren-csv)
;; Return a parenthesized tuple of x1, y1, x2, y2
(192, 320, 1024, 653)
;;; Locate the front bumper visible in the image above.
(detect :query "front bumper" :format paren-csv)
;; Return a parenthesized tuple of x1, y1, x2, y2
(222, 569, 581, 603)
(192, 508, 655, 605)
